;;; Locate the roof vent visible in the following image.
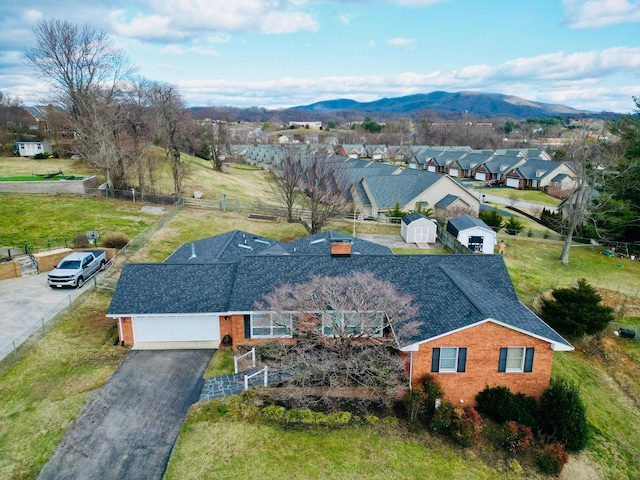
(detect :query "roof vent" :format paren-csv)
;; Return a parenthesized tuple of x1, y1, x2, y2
(188, 243, 197, 260)
(238, 244, 253, 250)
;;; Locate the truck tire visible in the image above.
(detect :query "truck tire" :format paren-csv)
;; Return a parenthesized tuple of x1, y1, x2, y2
(76, 276, 84, 288)
(100, 260, 106, 271)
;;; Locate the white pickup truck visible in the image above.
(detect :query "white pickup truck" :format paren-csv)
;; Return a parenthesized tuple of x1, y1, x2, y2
(47, 250, 107, 288)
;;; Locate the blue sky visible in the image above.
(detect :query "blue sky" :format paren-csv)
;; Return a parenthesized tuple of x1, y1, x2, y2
(1, 0, 639, 112)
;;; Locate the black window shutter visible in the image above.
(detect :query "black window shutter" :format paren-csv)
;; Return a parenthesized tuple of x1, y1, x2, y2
(457, 348, 467, 372)
(244, 314, 251, 339)
(431, 348, 440, 372)
(498, 347, 508, 372)
(524, 347, 535, 372)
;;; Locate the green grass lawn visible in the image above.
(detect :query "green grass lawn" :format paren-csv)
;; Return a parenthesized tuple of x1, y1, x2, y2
(0, 194, 162, 250)
(0, 293, 128, 480)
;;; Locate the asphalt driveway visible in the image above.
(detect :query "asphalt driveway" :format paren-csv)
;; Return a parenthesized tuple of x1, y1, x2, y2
(38, 349, 214, 480)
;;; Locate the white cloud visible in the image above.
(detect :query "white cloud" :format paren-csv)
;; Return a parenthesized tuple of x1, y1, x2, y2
(387, 37, 416, 47)
(112, 0, 319, 41)
(338, 13, 354, 25)
(563, 0, 640, 28)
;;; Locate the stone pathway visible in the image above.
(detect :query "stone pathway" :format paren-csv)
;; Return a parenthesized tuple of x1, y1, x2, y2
(199, 368, 287, 401)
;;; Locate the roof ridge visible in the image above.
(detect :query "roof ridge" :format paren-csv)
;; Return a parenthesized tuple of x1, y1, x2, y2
(437, 264, 487, 316)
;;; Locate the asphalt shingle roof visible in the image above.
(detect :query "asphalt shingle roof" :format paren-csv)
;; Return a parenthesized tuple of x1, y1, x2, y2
(363, 170, 442, 209)
(446, 215, 494, 236)
(108, 233, 572, 351)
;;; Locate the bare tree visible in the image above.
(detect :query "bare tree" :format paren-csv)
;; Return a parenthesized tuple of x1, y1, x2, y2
(121, 76, 153, 192)
(256, 271, 420, 408)
(270, 145, 303, 222)
(558, 130, 622, 264)
(209, 121, 229, 171)
(25, 19, 134, 118)
(296, 152, 348, 234)
(147, 82, 190, 195)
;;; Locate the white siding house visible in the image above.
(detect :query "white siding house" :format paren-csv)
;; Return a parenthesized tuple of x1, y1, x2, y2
(16, 138, 53, 157)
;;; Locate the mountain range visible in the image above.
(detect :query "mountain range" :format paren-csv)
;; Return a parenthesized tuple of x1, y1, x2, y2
(289, 91, 610, 120)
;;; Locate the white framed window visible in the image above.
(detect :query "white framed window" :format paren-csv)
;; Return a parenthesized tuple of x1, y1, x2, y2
(505, 347, 525, 372)
(439, 347, 459, 372)
(251, 313, 293, 338)
(322, 311, 384, 337)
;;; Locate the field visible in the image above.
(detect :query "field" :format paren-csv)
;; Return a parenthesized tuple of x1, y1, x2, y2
(0, 158, 638, 479)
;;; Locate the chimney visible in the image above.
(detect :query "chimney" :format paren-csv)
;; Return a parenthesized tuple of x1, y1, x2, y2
(331, 240, 352, 256)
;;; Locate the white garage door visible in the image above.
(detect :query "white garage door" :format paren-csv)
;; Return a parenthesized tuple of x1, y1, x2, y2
(427, 165, 436, 172)
(475, 172, 486, 181)
(449, 168, 459, 177)
(133, 316, 219, 343)
(506, 178, 520, 188)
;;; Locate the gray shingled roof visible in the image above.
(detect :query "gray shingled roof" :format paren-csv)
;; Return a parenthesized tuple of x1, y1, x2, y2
(435, 194, 459, 208)
(164, 230, 276, 264)
(261, 230, 392, 256)
(363, 170, 442, 209)
(446, 215, 494, 236)
(402, 212, 429, 225)
(108, 234, 572, 351)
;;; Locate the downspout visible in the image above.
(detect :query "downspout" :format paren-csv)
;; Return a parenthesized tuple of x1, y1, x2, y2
(409, 351, 413, 392)
(117, 318, 124, 346)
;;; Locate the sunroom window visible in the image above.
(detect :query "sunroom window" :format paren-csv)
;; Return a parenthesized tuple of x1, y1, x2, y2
(322, 311, 384, 337)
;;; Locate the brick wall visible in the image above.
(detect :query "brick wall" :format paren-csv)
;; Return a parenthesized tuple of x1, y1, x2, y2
(410, 321, 555, 406)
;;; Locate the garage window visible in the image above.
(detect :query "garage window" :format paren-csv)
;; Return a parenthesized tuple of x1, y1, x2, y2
(251, 313, 293, 338)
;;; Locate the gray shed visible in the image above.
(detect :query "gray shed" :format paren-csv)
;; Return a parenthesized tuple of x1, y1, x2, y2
(401, 212, 437, 243)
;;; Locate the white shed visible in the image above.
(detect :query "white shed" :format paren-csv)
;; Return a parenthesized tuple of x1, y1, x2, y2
(401, 212, 437, 243)
(446, 215, 497, 254)
(16, 138, 53, 157)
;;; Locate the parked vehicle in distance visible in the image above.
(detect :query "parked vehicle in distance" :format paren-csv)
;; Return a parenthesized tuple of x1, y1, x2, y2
(485, 179, 502, 187)
(47, 250, 107, 288)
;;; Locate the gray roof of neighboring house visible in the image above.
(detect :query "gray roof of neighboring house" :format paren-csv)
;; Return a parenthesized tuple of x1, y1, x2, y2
(109, 252, 571, 350)
(551, 173, 569, 182)
(363, 170, 442, 209)
(435, 194, 459, 208)
(513, 159, 563, 180)
(455, 152, 493, 170)
(164, 230, 277, 264)
(481, 155, 525, 174)
(446, 215, 494, 236)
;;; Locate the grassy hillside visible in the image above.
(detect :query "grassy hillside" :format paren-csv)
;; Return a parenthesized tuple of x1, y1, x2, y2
(0, 159, 638, 479)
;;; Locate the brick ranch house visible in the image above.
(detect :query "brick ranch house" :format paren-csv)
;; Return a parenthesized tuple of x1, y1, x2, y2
(107, 230, 573, 406)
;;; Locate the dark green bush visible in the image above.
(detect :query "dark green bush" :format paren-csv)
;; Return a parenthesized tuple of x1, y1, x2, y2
(537, 443, 569, 475)
(479, 208, 504, 231)
(504, 217, 524, 235)
(33, 153, 49, 159)
(538, 377, 588, 452)
(476, 386, 538, 427)
(539, 278, 615, 336)
(103, 233, 130, 249)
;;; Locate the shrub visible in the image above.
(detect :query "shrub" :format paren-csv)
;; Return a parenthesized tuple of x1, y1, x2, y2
(73, 233, 90, 248)
(538, 377, 588, 452)
(479, 208, 504, 231)
(261, 405, 286, 423)
(537, 443, 569, 475)
(539, 278, 615, 336)
(403, 384, 426, 424)
(501, 421, 534, 454)
(504, 217, 524, 235)
(103, 232, 130, 249)
(33, 152, 49, 159)
(430, 402, 483, 447)
(475, 386, 538, 427)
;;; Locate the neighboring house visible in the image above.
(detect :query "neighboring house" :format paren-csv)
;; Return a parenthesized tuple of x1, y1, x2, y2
(446, 215, 497, 254)
(401, 212, 437, 243)
(15, 138, 53, 157)
(504, 159, 575, 192)
(357, 169, 479, 219)
(472, 155, 526, 183)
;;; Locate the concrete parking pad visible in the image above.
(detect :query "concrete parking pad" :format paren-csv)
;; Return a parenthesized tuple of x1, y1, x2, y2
(38, 349, 214, 480)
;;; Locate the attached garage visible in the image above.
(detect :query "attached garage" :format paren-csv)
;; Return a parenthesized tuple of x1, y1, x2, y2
(506, 178, 520, 188)
(132, 315, 219, 344)
(475, 172, 486, 181)
(449, 168, 459, 177)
